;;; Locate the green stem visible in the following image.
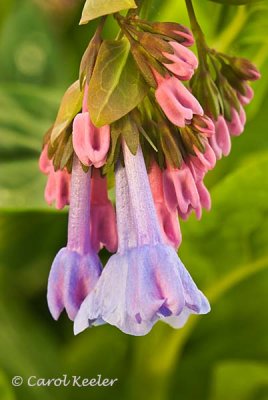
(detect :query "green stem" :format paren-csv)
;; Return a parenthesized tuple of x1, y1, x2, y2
(96, 15, 107, 34)
(185, 0, 208, 71)
(114, 0, 153, 41)
(139, 0, 154, 19)
(114, 13, 136, 43)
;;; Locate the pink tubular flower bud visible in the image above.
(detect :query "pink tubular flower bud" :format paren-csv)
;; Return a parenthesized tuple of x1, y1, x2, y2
(192, 115, 215, 137)
(178, 179, 211, 221)
(72, 84, 110, 168)
(148, 162, 182, 249)
(173, 26, 195, 47)
(232, 57, 261, 81)
(209, 116, 232, 159)
(45, 169, 70, 210)
(185, 141, 216, 184)
(72, 112, 110, 168)
(192, 142, 216, 173)
(155, 75, 203, 127)
(237, 84, 254, 106)
(163, 42, 198, 81)
(90, 169, 118, 253)
(163, 164, 200, 215)
(39, 145, 52, 174)
(227, 107, 246, 136)
(39, 145, 70, 209)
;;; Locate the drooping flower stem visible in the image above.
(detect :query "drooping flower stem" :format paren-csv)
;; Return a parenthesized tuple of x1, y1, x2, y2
(138, 0, 154, 18)
(67, 155, 91, 254)
(185, 0, 209, 71)
(122, 141, 162, 246)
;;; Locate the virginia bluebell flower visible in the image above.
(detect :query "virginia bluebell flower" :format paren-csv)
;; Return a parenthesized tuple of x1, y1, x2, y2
(74, 142, 210, 336)
(47, 155, 102, 321)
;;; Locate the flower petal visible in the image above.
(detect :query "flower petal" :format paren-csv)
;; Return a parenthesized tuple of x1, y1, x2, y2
(72, 112, 110, 167)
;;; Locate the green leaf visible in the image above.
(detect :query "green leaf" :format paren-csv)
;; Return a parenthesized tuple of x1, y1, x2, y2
(50, 80, 83, 144)
(80, 0, 137, 24)
(87, 39, 148, 127)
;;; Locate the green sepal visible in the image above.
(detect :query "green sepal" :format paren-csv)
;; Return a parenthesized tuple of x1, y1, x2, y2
(137, 31, 174, 64)
(50, 80, 83, 144)
(180, 126, 205, 155)
(102, 124, 122, 174)
(79, 34, 102, 90)
(121, 116, 140, 155)
(191, 71, 223, 119)
(220, 62, 247, 96)
(217, 77, 241, 121)
(51, 126, 73, 171)
(159, 121, 183, 168)
(130, 43, 158, 88)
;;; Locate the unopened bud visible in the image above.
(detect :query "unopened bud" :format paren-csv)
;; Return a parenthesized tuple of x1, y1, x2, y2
(130, 43, 157, 88)
(217, 77, 240, 122)
(221, 63, 249, 95)
(137, 31, 174, 64)
(231, 57, 261, 81)
(180, 125, 205, 155)
(158, 120, 183, 168)
(150, 22, 194, 47)
(191, 72, 223, 119)
(192, 115, 215, 137)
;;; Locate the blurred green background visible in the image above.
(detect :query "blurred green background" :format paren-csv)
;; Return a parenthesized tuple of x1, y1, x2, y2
(0, 0, 268, 399)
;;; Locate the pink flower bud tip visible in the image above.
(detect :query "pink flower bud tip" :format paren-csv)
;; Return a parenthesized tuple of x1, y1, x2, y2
(90, 169, 118, 253)
(155, 75, 203, 127)
(209, 116, 231, 159)
(149, 162, 182, 249)
(45, 169, 70, 210)
(163, 42, 198, 81)
(227, 107, 246, 137)
(192, 115, 215, 137)
(73, 112, 110, 168)
(193, 142, 216, 171)
(163, 164, 200, 215)
(39, 145, 70, 209)
(173, 26, 195, 47)
(39, 145, 51, 174)
(238, 84, 254, 106)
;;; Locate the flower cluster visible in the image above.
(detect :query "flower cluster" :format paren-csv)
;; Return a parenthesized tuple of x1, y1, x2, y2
(191, 52, 260, 160)
(74, 143, 210, 336)
(39, 9, 259, 336)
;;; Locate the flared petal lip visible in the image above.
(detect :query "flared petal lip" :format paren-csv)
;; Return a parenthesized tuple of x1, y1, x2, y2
(74, 244, 211, 336)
